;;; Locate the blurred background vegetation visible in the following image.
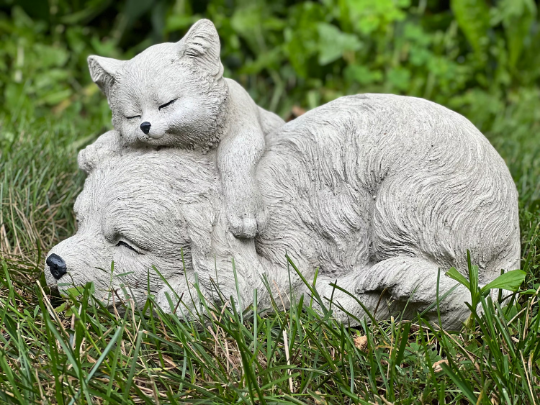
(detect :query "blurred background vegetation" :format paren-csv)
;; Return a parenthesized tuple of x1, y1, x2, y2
(1, 0, 539, 127)
(1, 0, 540, 262)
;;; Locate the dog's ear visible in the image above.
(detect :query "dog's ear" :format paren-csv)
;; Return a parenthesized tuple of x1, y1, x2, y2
(78, 130, 122, 174)
(87, 55, 125, 99)
(177, 19, 223, 78)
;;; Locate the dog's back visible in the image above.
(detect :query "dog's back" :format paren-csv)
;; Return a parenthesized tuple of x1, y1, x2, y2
(256, 94, 519, 327)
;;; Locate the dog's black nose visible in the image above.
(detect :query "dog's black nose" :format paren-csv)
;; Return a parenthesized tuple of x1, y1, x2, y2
(46, 253, 67, 280)
(140, 121, 151, 134)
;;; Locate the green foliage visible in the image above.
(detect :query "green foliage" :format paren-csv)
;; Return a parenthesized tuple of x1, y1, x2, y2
(0, 257, 539, 404)
(446, 251, 527, 330)
(482, 269, 527, 292)
(450, 0, 490, 56)
(0, 0, 539, 120)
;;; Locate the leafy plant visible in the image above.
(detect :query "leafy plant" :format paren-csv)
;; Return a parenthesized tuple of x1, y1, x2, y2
(446, 251, 526, 330)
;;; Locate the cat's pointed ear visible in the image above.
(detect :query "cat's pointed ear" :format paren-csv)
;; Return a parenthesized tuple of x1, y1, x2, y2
(178, 19, 223, 77)
(87, 55, 124, 98)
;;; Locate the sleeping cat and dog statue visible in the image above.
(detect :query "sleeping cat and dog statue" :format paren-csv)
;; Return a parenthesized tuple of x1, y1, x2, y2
(45, 21, 520, 330)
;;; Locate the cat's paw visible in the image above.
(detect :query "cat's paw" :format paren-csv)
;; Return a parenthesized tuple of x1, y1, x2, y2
(228, 213, 258, 239)
(227, 200, 267, 238)
(225, 186, 267, 238)
(78, 130, 121, 173)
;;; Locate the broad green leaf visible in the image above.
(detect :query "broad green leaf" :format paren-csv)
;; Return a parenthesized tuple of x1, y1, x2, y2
(520, 289, 538, 295)
(66, 286, 86, 297)
(344, 65, 383, 85)
(481, 270, 526, 294)
(283, 3, 325, 77)
(54, 302, 68, 313)
(317, 23, 362, 65)
(499, 0, 537, 68)
(231, 4, 263, 45)
(451, 0, 490, 55)
(346, 0, 407, 34)
(445, 267, 470, 290)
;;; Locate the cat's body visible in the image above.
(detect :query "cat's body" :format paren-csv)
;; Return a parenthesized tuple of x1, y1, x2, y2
(86, 19, 284, 238)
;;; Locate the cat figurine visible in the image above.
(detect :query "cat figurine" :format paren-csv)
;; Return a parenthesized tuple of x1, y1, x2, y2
(86, 19, 284, 238)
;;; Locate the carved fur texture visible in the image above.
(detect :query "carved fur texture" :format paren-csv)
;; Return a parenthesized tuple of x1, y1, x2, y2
(46, 94, 520, 330)
(87, 19, 285, 238)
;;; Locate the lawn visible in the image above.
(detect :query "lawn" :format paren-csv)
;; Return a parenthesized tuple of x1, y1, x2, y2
(1, 0, 540, 403)
(2, 107, 540, 404)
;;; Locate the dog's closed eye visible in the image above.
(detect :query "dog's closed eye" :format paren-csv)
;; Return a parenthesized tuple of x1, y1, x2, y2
(116, 240, 139, 254)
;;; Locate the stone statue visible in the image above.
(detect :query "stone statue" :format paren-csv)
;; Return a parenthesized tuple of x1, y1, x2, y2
(45, 21, 520, 330)
(86, 19, 284, 238)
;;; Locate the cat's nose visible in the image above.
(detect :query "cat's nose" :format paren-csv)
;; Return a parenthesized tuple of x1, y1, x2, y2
(46, 253, 67, 280)
(140, 121, 151, 134)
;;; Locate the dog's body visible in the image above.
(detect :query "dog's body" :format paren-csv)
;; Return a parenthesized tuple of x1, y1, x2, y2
(46, 94, 520, 330)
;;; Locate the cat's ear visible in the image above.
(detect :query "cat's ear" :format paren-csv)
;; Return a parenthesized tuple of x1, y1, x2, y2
(178, 19, 223, 77)
(87, 55, 125, 98)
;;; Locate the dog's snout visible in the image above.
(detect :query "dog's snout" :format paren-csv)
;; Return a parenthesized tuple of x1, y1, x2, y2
(46, 253, 67, 280)
(140, 121, 151, 134)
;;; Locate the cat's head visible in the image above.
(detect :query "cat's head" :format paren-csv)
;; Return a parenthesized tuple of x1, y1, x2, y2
(88, 19, 229, 149)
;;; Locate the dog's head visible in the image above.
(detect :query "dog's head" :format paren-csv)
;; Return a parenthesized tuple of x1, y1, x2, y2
(45, 147, 220, 306)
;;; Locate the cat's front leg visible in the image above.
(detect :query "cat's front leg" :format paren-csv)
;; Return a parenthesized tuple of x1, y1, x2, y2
(224, 175, 267, 239)
(218, 126, 267, 239)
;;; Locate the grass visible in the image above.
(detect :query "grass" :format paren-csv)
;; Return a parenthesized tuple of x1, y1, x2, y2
(1, 98, 540, 403)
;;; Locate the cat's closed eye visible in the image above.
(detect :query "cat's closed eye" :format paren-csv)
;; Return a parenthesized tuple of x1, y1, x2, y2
(159, 98, 177, 110)
(126, 115, 141, 120)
